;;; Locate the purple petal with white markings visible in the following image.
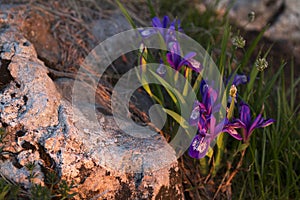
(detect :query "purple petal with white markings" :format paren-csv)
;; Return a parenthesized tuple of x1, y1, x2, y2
(189, 101, 200, 126)
(223, 127, 243, 140)
(188, 134, 210, 159)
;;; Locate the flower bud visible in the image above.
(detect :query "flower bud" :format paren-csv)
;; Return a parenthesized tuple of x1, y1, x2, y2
(232, 35, 246, 48)
(248, 11, 255, 22)
(255, 57, 268, 71)
(229, 85, 237, 98)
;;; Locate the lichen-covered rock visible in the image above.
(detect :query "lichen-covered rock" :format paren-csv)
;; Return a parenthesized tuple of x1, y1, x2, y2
(0, 23, 183, 200)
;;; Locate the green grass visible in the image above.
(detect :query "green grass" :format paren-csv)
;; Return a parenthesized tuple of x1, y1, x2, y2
(234, 63, 300, 199)
(233, 74, 300, 199)
(155, 0, 300, 199)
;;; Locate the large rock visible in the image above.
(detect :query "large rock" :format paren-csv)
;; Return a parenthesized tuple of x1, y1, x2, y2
(265, 0, 300, 41)
(212, 0, 300, 42)
(0, 23, 183, 200)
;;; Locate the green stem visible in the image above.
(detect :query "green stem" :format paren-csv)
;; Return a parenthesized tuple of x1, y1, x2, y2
(199, 157, 208, 176)
(212, 133, 227, 177)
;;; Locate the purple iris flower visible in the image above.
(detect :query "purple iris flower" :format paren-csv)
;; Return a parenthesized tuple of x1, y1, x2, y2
(152, 16, 171, 29)
(225, 74, 249, 86)
(225, 73, 248, 86)
(188, 129, 210, 159)
(233, 74, 248, 86)
(152, 15, 183, 34)
(230, 102, 275, 142)
(188, 81, 242, 159)
(166, 42, 202, 73)
(189, 81, 218, 126)
(139, 16, 183, 44)
(225, 73, 248, 103)
(210, 117, 242, 141)
(188, 116, 242, 159)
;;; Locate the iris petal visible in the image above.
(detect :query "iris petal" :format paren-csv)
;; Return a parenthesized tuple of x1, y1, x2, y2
(162, 16, 170, 28)
(152, 17, 162, 28)
(188, 59, 202, 73)
(166, 53, 175, 68)
(223, 127, 243, 140)
(189, 101, 200, 126)
(240, 103, 251, 126)
(258, 119, 275, 128)
(188, 134, 210, 159)
(184, 52, 197, 60)
(233, 74, 248, 86)
(248, 114, 263, 136)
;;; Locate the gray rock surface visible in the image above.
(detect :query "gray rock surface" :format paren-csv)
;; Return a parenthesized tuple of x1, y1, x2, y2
(212, 0, 300, 42)
(0, 23, 183, 199)
(265, 0, 300, 41)
(92, 11, 132, 42)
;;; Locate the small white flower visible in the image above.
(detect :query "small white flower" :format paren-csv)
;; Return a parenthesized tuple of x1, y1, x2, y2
(255, 57, 268, 71)
(232, 35, 246, 48)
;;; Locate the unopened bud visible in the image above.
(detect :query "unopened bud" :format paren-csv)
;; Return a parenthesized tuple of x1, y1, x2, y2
(248, 11, 255, 22)
(229, 85, 237, 98)
(227, 85, 237, 120)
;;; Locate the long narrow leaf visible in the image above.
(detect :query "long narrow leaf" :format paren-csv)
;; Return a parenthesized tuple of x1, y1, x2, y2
(149, 69, 188, 109)
(116, 0, 137, 29)
(147, 0, 157, 18)
(163, 108, 188, 129)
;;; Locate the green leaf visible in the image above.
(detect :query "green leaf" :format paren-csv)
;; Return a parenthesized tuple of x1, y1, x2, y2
(149, 69, 187, 109)
(206, 147, 214, 158)
(237, 143, 249, 153)
(0, 185, 10, 200)
(116, 0, 137, 29)
(192, 73, 203, 94)
(147, 0, 157, 18)
(183, 69, 192, 97)
(245, 64, 259, 96)
(162, 108, 188, 129)
(260, 61, 286, 105)
(218, 21, 230, 73)
(240, 26, 268, 70)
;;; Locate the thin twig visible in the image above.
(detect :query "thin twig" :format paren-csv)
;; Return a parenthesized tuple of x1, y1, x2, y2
(213, 162, 230, 200)
(213, 148, 247, 199)
(225, 148, 246, 186)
